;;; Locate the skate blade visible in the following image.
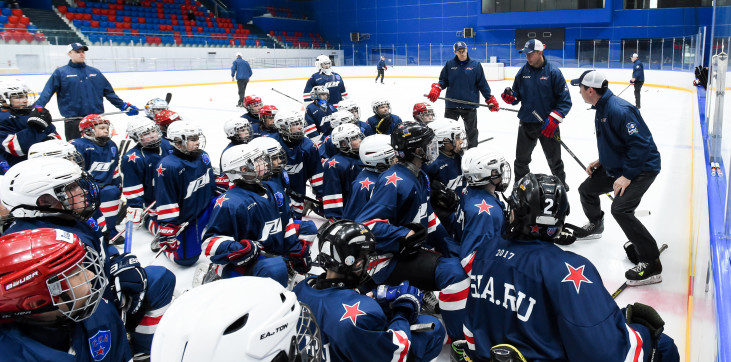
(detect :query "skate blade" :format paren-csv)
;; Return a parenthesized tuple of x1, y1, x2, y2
(626, 274, 662, 286)
(576, 234, 602, 241)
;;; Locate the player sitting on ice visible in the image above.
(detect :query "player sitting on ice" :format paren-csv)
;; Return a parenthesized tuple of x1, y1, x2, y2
(71, 114, 123, 241)
(201, 144, 310, 287)
(294, 220, 446, 362)
(1, 159, 176, 359)
(304, 85, 336, 140)
(343, 134, 396, 219)
(0, 79, 61, 174)
(322, 123, 364, 221)
(412, 102, 436, 124)
(337, 99, 374, 136)
(367, 97, 403, 135)
(154, 121, 216, 267)
(274, 111, 323, 219)
(0, 228, 134, 361)
(153, 109, 181, 139)
(152, 277, 322, 361)
(254, 104, 282, 140)
(122, 116, 174, 236)
(458, 173, 679, 362)
(144, 97, 168, 120)
(241, 94, 263, 129)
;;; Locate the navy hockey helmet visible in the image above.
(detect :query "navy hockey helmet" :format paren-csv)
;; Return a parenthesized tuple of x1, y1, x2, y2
(390, 121, 438, 163)
(506, 173, 569, 241)
(316, 220, 377, 286)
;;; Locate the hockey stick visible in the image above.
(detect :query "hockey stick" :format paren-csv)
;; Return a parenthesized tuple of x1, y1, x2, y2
(616, 84, 632, 97)
(611, 243, 668, 299)
(425, 95, 519, 113)
(410, 322, 435, 332)
(109, 201, 157, 246)
(272, 88, 305, 105)
(289, 190, 323, 208)
(150, 221, 189, 263)
(52, 110, 128, 123)
(165, 92, 172, 104)
(478, 137, 494, 145)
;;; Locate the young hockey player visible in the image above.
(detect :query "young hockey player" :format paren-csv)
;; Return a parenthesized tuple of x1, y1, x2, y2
(367, 97, 403, 135)
(220, 117, 253, 170)
(254, 104, 281, 140)
(294, 220, 446, 362)
(304, 85, 336, 140)
(462, 173, 679, 362)
(241, 94, 262, 127)
(303, 55, 348, 105)
(155, 120, 216, 266)
(342, 134, 396, 219)
(71, 114, 122, 240)
(153, 109, 181, 139)
(322, 123, 364, 220)
(412, 102, 436, 123)
(424, 118, 467, 196)
(144, 97, 168, 120)
(337, 99, 374, 136)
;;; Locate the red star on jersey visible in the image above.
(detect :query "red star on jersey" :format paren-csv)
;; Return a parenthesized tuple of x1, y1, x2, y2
(561, 262, 593, 293)
(127, 152, 139, 163)
(359, 177, 375, 190)
(530, 225, 541, 233)
(340, 301, 366, 325)
(156, 165, 166, 177)
(474, 200, 493, 215)
(385, 172, 402, 187)
(327, 159, 339, 168)
(96, 347, 104, 356)
(214, 195, 229, 207)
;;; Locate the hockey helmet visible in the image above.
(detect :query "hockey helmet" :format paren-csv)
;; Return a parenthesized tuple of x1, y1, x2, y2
(310, 86, 329, 102)
(259, 105, 279, 132)
(391, 121, 438, 164)
(28, 139, 85, 167)
(316, 220, 378, 286)
(166, 120, 205, 157)
(244, 95, 263, 116)
(220, 143, 272, 184)
(412, 102, 435, 123)
(248, 136, 286, 174)
(144, 98, 169, 118)
(154, 110, 181, 133)
(506, 173, 569, 241)
(359, 134, 396, 173)
(428, 118, 467, 150)
(315, 54, 332, 75)
(371, 97, 390, 116)
(79, 114, 111, 145)
(127, 115, 162, 149)
(461, 146, 511, 191)
(328, 110, 356, 129)
(0, 79, 36, 114)
(331, 123, 363, 156)
(223, 118, 253, 145)
(274, 111, 305, 142)
(337, 99, 360, 121)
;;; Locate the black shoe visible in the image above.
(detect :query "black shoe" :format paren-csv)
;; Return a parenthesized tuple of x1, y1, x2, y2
(624, 241, 640, 264)
(577, 216, 603, 240)
(625, 258, 662, 286)
(450, 340, 467, 362)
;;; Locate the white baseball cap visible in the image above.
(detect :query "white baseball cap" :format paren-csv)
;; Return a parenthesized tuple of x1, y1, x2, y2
(570, 70, 607, 88)
(632, 53, 638, 58)
(519, 39, 545, 54)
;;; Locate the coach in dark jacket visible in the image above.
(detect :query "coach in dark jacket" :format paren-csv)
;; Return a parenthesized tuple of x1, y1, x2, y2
(231, 52, 253, 108)
(427, 41, 499, 148)
(630, 53, 645, 109)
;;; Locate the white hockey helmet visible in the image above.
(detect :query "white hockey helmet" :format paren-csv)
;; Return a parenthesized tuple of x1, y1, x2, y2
(359, 134, 396, 172)
(221, 143, 272, 183)
(144, 98, 169, 118)
(151, 277, 322, 362)
(310, 86, 329, 102)
(337, 99, 360, 121)
(1, 158, 100, 220)
(223, 118, 253, 144)
(127, 115, 162, 149)
(274, 111, 305, 142)
(315, 54, 332, 75)
(331, 123, 363, 155)
(371, 97, 390, 116)
(248, 136, 286, 174)
(328, 110, 356, 129)
(27, 138, 85, 167)
(428, 118, 467, 148)
(461, 146, 511, 191)
(166, 120, 206, 156)
(0, 78, 36, 112)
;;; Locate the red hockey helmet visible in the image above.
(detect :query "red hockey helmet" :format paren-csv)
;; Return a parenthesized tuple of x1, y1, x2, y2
(0, 229, 107, 324)
(259, 105, 278, 119)
(412, 102, 435, 122)
(78, 114, 109, 133)
(244, 95, 263, 115)
(154, 109, 181, 132)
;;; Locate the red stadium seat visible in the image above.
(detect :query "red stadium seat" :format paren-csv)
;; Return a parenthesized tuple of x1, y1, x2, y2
(65, 13, 74, 21)
(11, 9, 22, 17)
(19, 16, 29, 25)
(6, 16, 18, 24)
(58, 6, 68, 14)
(22, 32, 33, 43)
(34, 32, 46, 41)
(90, 20, 99, 27)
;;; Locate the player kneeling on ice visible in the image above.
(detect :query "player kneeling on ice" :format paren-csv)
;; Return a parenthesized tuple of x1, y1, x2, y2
(294, 220, 445, 362)
(201, 144, 311, 287)
(122, 116, 174, 236)
(0, 228, 134, 362)
(459, 173, 679, 362)
(152, 277, 322, 362)
(154, 121, 216, 266)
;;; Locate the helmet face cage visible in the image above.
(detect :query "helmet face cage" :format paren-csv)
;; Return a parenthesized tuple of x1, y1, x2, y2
(413, 103, 435, 123)
(424, 137, 440, 164)
(464, 155, 512, 191)
(259, 106, 279, 131)
(332, 125, 364, 155)
(244, 95, 263, 116)
(328, 111, 356, 129)
(277, 114, 305, 142)
(0, 82, 36, 113)
(79, 115, 111, 143)
(144, 98, 169, 118)
(54, 175, 101, 220)
(224, 147, 273, 183)
(316, 55, 332, 74)
(250, 138, 287, 174)
(292, 302, 323, 362)
(224, 120, 252, 144)
(46, 246, 108, 322)
(371, 98, 390, 116)
(168, 124, 206, 156)
(130, 123, 162, 149)
(310, 86, 330, 102)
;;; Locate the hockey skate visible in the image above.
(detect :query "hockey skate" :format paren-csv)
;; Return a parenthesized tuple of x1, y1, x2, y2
(192, 263, 221, 287)
(150, 238, 161, 253)
(450, 340, 467, 362)
(422, 291, 441, 315)
(625, 258, 662, 286)
(576, 216, 603, 240)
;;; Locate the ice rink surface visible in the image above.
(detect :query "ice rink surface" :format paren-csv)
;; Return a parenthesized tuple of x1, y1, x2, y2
(15, 64, 712, 360)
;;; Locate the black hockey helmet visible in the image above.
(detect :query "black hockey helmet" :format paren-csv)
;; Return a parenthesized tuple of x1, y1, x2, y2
(505, 173, 569, 241)
(316, 220, 377, 286)
(390, 121, 438, 163)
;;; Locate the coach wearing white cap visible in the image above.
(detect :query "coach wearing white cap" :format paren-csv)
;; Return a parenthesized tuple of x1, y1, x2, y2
(571, 70, 662, 287)
(35, 42, 139, 140)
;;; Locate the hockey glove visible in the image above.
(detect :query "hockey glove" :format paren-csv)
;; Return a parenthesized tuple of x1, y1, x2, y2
(541, 111, 563, 138)
(0, 161, 8, 174)
(27, 107, 52, 131)
(158, 224, 181, 252)
(120, 103, 139, 116)
(390, 287, 423, 324)
(374, 281, 418, 305)
(630, 79, 635, 85)
(226, 239, 260, 267)
(486, 95, 500, 112)
(427, 83, 442, 102)
(399, 223, 427, 258)
(501, 87, 518, 105)
(109, 253, 147, 315)
(287, 240, 312, 274)
(625, 302, 665, 339)
(383, 65, 387, 70)
(376, 114, 393, 134)
(215, 174, 230, 195)
(126, 207, 144, 224)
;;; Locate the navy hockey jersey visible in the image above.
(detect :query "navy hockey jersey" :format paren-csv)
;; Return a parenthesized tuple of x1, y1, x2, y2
(366, 114, 403, 135)
(251, 124, 281, 142)
(0, 111, 61, 168)
(318, 121, 374, 161)
(154, 151, 216, 226)
(322, 153, 363, 219)
(241, 112, 260, 127)
(278, 137, 324, 216)
(423, 152, 464, 196)
(304, 102, 336, 139)
(454, 187, 504, 275)
(71, 137, 120, 188)
(263, 171, 293, 230)
(303, 72, 348, 105)
(342, 168, 380, 220)
(121, 142, 174, 209)
(0, 299, 132, 362)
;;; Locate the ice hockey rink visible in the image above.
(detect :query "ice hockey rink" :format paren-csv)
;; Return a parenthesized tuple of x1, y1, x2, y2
(14, 63, 715, 360)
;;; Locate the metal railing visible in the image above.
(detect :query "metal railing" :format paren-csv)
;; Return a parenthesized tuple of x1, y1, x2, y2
(82, 56, 318, 72)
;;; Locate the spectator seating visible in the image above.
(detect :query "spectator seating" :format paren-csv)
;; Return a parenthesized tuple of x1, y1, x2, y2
(267, 30, 329, 49)
(0, 3, 47, 43)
